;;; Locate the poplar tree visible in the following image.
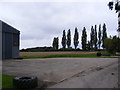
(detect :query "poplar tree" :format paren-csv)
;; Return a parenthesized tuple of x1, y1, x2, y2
(94, 25, 98, 50)
(81, 27, 87, 51)
(98, 24, 101, 49)
(67, 29, 71, 48)
(53, 38, 56, 49)
(61, 30, 66, 49)
(56, 37, 59, 49)
(90, 26, 94, 50)
(52, 37, 59, 49)
(102, 23, 107, 49)
(87, 41, 91, 51)
(74, 27, 79, 49)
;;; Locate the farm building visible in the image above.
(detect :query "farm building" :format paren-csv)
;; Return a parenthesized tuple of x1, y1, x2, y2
(0, 20, 20, 60)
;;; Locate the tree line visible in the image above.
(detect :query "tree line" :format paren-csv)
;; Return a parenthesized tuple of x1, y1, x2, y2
(20, 23, 120, 54)
(52, 23, 108, 51)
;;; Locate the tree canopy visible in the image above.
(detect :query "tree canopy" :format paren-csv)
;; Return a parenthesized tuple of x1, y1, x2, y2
(61, 30, 67, 49)
(104, 36, 120, 54)
(102, 23, 107, 49)
(67, 29, 71, 48)
(52, 37, 59, 49)
(74, 27, 79, 49)
(81, 27, 87, 51)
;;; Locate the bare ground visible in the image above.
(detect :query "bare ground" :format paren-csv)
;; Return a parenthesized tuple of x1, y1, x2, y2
(20, 51, 97, 57)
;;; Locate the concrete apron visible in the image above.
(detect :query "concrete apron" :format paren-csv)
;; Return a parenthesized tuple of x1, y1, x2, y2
(2, 58, 119, 88)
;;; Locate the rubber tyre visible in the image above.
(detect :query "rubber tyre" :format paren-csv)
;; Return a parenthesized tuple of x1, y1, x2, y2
(13, 76, 38, 89)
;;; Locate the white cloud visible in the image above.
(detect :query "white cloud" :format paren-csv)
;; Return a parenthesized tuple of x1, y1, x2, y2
(0, 0, 108, 2)
(0, 1, 118, 49)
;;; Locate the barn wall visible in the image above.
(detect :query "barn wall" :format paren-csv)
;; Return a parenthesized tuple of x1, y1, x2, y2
(5, 32, 13, 59)
(1, 21, 20, 59)
(12, 33, 20, 58)
(0, 21, 2, 60)
(2, 32, 5, 59)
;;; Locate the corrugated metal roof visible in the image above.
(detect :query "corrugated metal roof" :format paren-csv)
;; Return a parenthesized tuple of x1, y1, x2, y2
(0, 20, 20, 34)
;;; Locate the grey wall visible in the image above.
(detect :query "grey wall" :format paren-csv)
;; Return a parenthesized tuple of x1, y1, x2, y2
(0, 21, 2, 83)
(12, 46, 19, 58)
(12, 33, 19, 58)
(0, 20, 2, 60)
(2, 32, 5, 59)
(4, 32, 13, 59)
(1, 21, 20, 60)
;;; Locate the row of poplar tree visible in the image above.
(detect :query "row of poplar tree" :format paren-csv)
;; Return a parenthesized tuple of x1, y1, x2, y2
(52, 23, 107, 50)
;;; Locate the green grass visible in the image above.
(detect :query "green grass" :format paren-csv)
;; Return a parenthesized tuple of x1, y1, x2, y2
(22, 53, 118, 59)
(0, 74, 2, 89)
(101, 51, 111, 55)
(22, 54, 95, 59)
(1, 74, 16, 89)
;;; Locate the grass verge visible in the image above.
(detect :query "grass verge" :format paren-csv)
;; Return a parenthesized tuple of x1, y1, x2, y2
(21, 53, 118, 59)
(1, 74, 16, 89)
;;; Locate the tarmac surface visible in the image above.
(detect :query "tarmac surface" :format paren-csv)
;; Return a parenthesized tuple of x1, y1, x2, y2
(2, 58, 119, 88)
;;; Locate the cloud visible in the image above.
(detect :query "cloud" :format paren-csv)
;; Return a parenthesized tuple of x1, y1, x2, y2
(0, 1, 118, 49)
(0, 0, 107, 3)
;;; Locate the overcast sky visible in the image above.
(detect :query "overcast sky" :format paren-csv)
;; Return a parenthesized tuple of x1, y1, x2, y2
(0, 0, 118, 49)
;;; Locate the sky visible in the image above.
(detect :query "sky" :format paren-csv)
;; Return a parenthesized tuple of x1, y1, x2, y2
(0, 0, 118, 49)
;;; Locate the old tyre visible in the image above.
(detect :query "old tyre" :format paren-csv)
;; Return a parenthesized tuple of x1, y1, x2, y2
(13, 76, 38, 89)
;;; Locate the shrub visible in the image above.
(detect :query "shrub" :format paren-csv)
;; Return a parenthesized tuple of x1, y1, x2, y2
(104, 36, 120, 54)
(96, 52, 101, 56)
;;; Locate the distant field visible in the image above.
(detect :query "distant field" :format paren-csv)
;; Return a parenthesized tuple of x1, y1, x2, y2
(20, 51, 99, 59)
(20, 51, 117, 59)
(20, 51, 97, 57)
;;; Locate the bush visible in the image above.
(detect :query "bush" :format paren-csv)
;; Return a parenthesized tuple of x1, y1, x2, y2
(59, 48, 74, 51)
(104, 36, 120, 54)
(96, 52, 101, 56)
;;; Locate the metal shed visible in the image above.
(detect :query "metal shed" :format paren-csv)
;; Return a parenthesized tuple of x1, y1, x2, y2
(0, 20, 20, 60)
